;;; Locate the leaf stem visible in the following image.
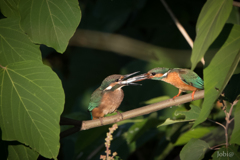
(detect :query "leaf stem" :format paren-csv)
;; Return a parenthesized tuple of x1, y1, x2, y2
(224, 101, 237, 148)
(160, 0, 205, 65)
(210, 143, 226, 150)
(233, 1, 240, 7)
(207, 119, 226, 129)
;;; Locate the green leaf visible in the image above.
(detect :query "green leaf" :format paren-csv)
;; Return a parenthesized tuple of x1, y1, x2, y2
(158, 105, 201, 127)
(158, 118, 192, 127)
(19, 0, 81, 53)
(143, 96, 170, 105)
(0, 18, 41, 66)
(8, 144, 39, 160)
(175, 127, 214, 146)
(226, 6, 240, 25)
(191, 0, 233, 69)
(194, 25, 240, 128)
(0, 61, 65, 159)
(212, 145, 240, 160)
(230, 101, 240, 145)
(180, 138, 209, 160)
(175, 105, 201, 120)
(0, 0, 20, 18)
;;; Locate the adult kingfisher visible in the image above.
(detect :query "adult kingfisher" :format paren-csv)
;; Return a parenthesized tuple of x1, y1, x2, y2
(129, 68, 204, 100)
(88, 72, 140, 123)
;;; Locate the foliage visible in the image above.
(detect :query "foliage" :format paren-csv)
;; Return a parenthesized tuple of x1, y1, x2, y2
(0, 0, 240, 160)
(0, 0, 81, 159)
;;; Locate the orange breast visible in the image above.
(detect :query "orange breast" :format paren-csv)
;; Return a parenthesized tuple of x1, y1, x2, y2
(162, 72, 198, 91)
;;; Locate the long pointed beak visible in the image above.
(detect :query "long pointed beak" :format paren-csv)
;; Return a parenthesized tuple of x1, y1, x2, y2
(122, 71, 140, 79)
(119, 73, 148, 86)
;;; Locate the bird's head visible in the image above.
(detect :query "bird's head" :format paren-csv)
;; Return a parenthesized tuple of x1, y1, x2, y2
(125, 67, 171, 82)
(100, 71, 141, 91)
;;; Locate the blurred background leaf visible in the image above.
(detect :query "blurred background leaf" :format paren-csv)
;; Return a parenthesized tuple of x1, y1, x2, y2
(180, 138, 209, 160)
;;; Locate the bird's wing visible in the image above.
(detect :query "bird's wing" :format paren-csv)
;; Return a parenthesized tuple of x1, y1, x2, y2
(178, 69, 204, 89)
(88, 88, 103, 111)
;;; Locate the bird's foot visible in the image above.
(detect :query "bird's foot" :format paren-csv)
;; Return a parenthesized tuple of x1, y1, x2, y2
(191, 90, 196, 101)
(99, 117, 103, 125)
(172, 95, 179, 101)
(172, 90, 182, 100)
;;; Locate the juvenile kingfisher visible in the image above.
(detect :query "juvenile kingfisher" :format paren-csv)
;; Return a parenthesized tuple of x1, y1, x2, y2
(88, 72, 140, 123)
(130, 68, 204, 100)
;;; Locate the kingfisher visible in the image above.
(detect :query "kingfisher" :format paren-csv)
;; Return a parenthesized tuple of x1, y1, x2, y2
(130, 68, 204, 100)
(88, 72, 140, 123)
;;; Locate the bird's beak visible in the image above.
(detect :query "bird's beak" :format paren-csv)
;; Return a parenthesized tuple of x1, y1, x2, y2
(119, 72, 148, 86)
(122, 71, 140, 79)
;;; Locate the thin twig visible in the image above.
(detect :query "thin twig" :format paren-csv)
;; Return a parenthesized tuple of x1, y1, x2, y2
(224, 101, 237, 148)
(210, 143, 226, 150)
(229, 117, 234, 124)
(160, 0, 193, 48)
(233, 1, 240, 7)
(160, 0, 205, 65)
(207, 119, 226, 129)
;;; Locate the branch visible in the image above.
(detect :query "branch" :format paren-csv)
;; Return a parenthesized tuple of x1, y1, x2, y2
(207, 119, 226, 129)
(60, 126, 81, 139)
(160, 0, 205, 65)
(80, 90, 204, 130)
(233, 1, 240, 7)
(69, 29, 192, 66)
(60, 117, 82, 126)
(224, 100, 238, 147)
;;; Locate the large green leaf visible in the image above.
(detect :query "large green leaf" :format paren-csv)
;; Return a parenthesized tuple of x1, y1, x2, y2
(0, 18, 41, 66)
(0, 0, 20, 18)
(8, 144, 39, 160)
(18, 0, 81, 53)
(193, 25, 240, 128)
(180, 138, 209, 160)
(0, 61, 65, 159)
(230, 101, 240, 145)
(191, 0, 233, 70)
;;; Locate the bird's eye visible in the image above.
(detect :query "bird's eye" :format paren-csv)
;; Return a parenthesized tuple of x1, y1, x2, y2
(115, 79, 119, 82)
(151, 72, 156, 76)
